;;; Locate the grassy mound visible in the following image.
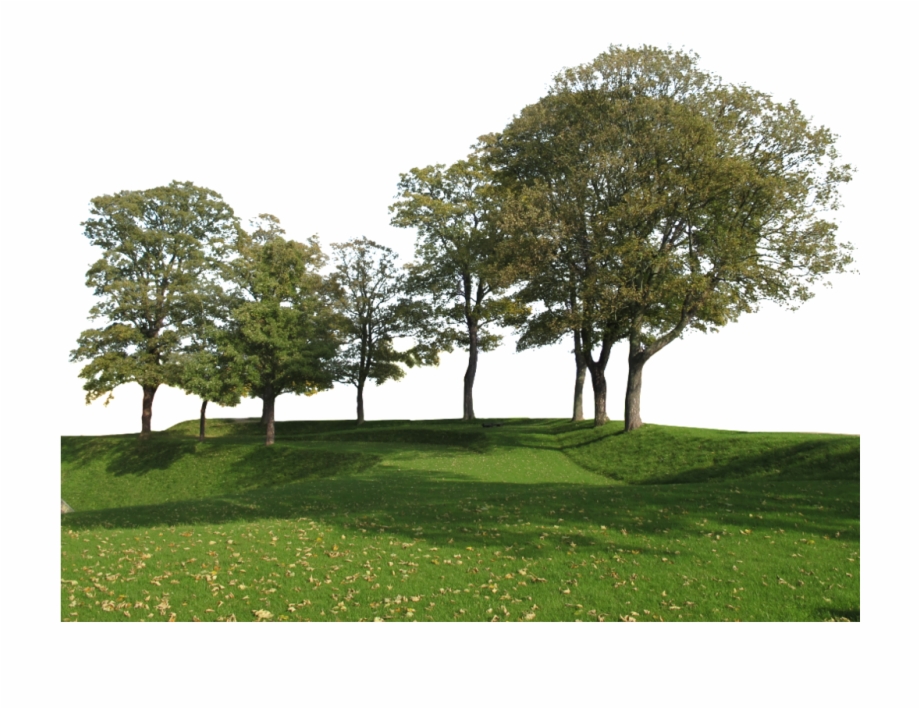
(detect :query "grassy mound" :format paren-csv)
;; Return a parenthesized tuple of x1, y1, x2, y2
(552, 423, 860, 484)
(61, 418, 859, 622)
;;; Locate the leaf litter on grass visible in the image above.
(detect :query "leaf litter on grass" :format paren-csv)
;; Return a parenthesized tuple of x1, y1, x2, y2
(62, 419, 859, 621)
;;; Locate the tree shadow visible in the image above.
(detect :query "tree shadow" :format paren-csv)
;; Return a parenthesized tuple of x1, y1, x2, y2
(813, 607, 860, 622)
(107, 438, 200, 477)
(636, 439, 859, 485)
(300, 426, 489, 450)
(60, 467, 859, 549)
(220, 445, 382, 492)
(62, 435, 199, 477)
(61, 435, 139, 469)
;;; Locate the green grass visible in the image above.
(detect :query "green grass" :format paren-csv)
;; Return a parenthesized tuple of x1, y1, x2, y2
(61, 418, 859, 622)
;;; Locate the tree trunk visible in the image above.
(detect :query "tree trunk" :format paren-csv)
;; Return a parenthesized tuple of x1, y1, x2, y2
(622, 309, 695, 433)
(585, 363, 608, 427)
(572, 331, 586, 422)
(463, 322, 478, 421)
(140, 385, 158, 438)
(263, 386, 276, 446)
(199, 399, 208, 442)
(625, 347, 648, 432)
(356, 379, 365, 425)
(582, 333, 613, 427)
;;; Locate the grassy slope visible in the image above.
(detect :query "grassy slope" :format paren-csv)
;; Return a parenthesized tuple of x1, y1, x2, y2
(61, 419, 859, 622)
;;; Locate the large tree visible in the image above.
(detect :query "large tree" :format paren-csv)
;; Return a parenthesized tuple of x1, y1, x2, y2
(224, 215, 340, 445)
(487, 45, 854, 430)
(485, 81, 664, 426)
(389, 154, 526, 421)
(330, 237, 437, 424)
(70, 181, 239, 436)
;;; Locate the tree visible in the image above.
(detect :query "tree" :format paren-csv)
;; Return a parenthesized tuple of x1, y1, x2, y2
(389, 154, 526, 421)
(485, 83, 657, 426)
(487, 45, 854, 430)
(168, 264, 247, 441)
(224, 215, 340, 445)
(330, 237, 437, 424)
(70, 181, 239, 436)
(173, 320, 245, 441)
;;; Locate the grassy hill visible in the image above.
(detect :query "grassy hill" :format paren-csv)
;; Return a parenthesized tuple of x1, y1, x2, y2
(61, 418, 859, 622)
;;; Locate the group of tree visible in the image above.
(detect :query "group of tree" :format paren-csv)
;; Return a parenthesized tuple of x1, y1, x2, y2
(72, 46, 853, 443)
(71, 186, 432, 445)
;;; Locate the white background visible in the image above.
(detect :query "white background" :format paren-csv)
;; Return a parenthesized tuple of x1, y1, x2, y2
(2, 2, 917, 708)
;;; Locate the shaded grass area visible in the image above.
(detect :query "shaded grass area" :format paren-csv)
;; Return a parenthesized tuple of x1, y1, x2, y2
(61, 434, 380, 511)
(553, 423, 860, 484)
(61, 418, 859, 622)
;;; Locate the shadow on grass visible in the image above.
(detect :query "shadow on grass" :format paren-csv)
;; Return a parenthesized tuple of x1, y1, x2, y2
(108, 438, 199, 476)
(162, 418, 494, 451)
(302, 427, 490, 450)
(61, 469, 860, 549)
(62, 434, 198, 477)
(637, 439, 860, 485)
(814, 607, 860, 622)
(62, 435, 383, 500)
(223, 446, 381, 492)
(549, 424, 861, 486)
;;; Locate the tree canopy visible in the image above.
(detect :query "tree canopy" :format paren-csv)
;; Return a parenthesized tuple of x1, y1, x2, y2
(71, 47, 855, 438)
(172, 315, 245, 441)
(390, 154, 527, 420)
(330, 237, 437, 424)
(485, 45, 854, 429)
(70, 181, 240, 435)
(223, 215, 340, 445)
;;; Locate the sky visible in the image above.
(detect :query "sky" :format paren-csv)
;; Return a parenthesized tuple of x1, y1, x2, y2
(2, 2, 917, 707)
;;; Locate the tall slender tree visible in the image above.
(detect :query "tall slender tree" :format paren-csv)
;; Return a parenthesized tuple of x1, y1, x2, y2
(330, 237, 438, 424)
(390, 154, 526, 421)
(70, 181, 239, 436)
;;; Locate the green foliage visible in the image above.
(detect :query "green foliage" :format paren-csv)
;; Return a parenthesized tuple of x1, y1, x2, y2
(330, 237, 439, 420)
(171, 289, 246, 413)
(61, 418, 859, 622)
(172, 339, 244, 410)
(389, 154, 528, 354)
(70, 181, 240, 407)
(485, 45, 855, 425)
(223, 215, 340, 405)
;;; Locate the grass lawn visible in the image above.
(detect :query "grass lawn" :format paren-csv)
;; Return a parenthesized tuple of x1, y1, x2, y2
(61, 418, 859, 622)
